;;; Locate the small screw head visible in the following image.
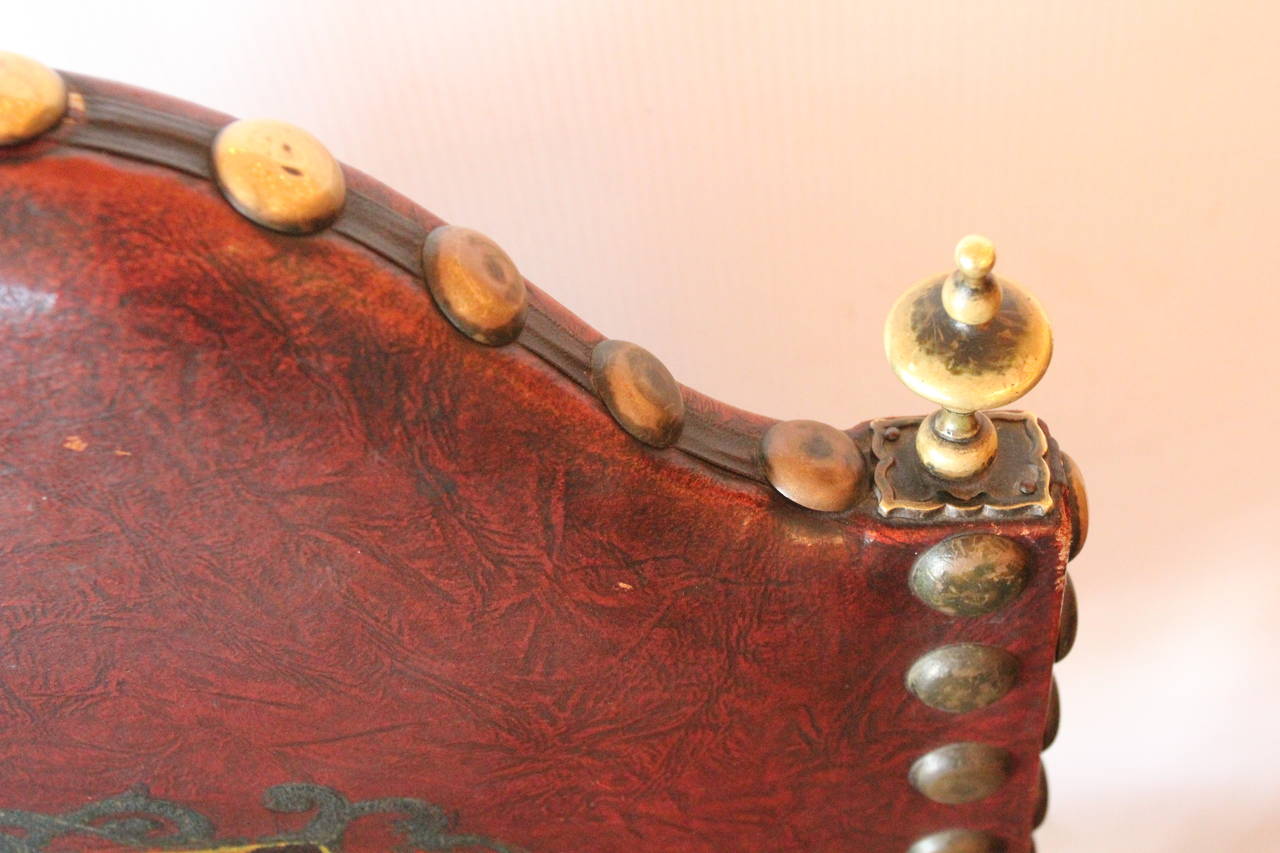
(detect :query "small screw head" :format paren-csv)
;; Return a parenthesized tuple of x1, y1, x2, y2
(885, 426, 901, 442)
(1018, 479, 1036, 495)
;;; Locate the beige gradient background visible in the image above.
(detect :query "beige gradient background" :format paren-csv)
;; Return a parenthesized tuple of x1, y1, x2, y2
(11, 1, 1280, 850)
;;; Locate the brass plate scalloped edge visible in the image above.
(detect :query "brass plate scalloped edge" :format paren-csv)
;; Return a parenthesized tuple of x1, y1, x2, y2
(870, 411, 1052, 519)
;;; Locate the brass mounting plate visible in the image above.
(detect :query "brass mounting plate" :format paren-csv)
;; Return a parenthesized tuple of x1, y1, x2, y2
(870, 411, 1053, 519)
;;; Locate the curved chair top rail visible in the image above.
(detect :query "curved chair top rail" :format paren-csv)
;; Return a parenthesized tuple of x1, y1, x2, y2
(32, 72, 784, 485)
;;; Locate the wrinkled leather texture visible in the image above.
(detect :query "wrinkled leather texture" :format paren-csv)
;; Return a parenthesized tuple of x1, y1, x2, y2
(0, 142, 1066, 852)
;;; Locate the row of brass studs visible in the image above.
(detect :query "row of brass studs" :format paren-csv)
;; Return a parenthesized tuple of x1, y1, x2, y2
(1030, 453, 1085, 846)
(419, 223, 692, 453)
(210, 102, 691, 450)
(2, 53, 691, 450)
(3, 52, 880, 506)
(903, 532, 1032, 852)
(2, 54, 690, 454)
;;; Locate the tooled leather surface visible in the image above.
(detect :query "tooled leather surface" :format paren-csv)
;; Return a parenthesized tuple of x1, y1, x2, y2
(0, 151, 1063, 852)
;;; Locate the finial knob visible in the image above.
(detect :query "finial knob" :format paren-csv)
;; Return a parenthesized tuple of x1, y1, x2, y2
(884, 235, 1052, 480)
(943, 234, 1002, 325)
(953, 234, 996, 279)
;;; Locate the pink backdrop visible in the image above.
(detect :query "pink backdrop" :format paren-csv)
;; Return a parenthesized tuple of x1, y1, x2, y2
(11, 1, 1280, 850)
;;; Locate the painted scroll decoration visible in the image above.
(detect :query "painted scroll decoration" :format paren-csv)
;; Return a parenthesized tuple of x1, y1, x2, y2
(0, 783, 521, 852)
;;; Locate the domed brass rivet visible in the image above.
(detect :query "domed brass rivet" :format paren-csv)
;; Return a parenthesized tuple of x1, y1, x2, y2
(884, 235, 1053, 481)
(1043, 677, 1060, 750)
(906, 644, 1020, 714)
(907, 829, 1007, 853)
(909, 742, 1012, 805)
(1063, 452, 1088, 559)
(590, 340, 685, 448)
(761, 419, 865, 513)
(1033, 763, 1049, 827)
(422, 225, 528, 346)
(211, 118, 346, 234)
(0, 52, 67, 145)
(910, 533, 1030, 617)
(1056, 574, 1078, 661)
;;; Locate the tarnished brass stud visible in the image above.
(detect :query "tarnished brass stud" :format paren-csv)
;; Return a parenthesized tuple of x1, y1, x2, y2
(761, 419, 865, 512)
(907, 829, 1006, 853)
(1063, 452, 1088, 559)
(1056, 574, 1078, 661)
(910, 533, 1030, 617)
(212, 118, 346, 234)
(907, 644, 1020, 714)
(1033, 764, 1049, 827)
(909, 742, 1011, 805)
(590, 340, 685, 448)
(1043, 677, 1060, 750)
(0, 52, 67, 145)
(422, 225, 528, 346)
(884, 235, 1052, 481)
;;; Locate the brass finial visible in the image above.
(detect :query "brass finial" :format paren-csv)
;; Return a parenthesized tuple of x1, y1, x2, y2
(884, 235, 1052, 480)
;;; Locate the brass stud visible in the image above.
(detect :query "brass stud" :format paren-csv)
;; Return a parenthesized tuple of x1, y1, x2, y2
(1056, 574, 1078, 662)
(884, 235, 1053, 481)
(907, 829, 1006, 853)
(211, 118, 346, 234)
(909, 742, 1011, 805)
(906, 644, 1020, 714)
(590, 340, 685, 448)
(0, 52, 67, 146)
(761, 419, 865, 512)
(1063, 452, 1088, 559)
(1043, 677, 1060, 750)
(1033, 763, 1049, 827)
(910, 533, 1030, 617)
(422, 225, 528, 346)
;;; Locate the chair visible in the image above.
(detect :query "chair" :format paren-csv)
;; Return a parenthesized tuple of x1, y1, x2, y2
(0, 52, 1085, 853)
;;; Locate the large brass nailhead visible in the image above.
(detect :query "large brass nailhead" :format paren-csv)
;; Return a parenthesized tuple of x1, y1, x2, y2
(590, 340, 684, 448)
(906, 644, 1019, 714)
(909, 742, 1012, 805)
(910, 533, 1030, 617)
(760, 419, 865, 512)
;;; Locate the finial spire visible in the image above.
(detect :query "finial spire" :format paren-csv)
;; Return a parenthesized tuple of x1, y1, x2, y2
(884, 235, 1052, 480)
